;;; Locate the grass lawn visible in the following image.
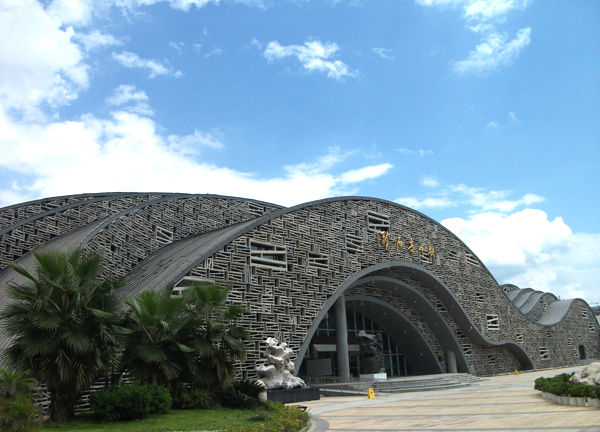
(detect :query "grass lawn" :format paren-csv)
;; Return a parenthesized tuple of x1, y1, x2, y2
(39, 406, 295, 432)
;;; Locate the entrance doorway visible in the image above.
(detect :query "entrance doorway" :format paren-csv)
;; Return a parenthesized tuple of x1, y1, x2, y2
(300, 306, 413, 378)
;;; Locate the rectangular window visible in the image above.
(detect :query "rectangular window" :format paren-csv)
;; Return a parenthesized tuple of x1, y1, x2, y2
(515, 333, 524, 343)
(465, 252, 480, 267)
(156, 225, 173, 244)
(475, 292, 485, 303)
(540, 347, 549, 360)
(367, 210, 390, 233)
(250, 240, 287, 270)
(436, 300, 447, 313)
(462, 344, 473, 356)
(346, 233, 363, 254)
(486, 314, 500, 330)
(308, 252, 329, 269)
(446, 250, 459, 263)
(582, 308, 589, 319)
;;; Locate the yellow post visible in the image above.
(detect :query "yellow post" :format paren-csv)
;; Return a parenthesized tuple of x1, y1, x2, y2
(514, 369, 519, 375)
(368, 388, 375, 399)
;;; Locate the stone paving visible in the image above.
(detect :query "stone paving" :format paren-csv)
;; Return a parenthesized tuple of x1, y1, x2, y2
(302, 367, 600, 432)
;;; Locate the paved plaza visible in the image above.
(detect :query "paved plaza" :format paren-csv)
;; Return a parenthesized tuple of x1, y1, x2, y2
(303, 367, 600, 432)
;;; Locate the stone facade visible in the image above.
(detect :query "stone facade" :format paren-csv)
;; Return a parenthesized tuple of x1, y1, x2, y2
(0, 193, 597, 377)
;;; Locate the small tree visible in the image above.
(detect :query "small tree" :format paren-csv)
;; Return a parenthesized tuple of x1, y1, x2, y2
(181, 282, 249, 388)
(119, 282, 249, 389)
(119, 286, 194, 387)
(0, 249, 124, 423)
(0, 369, 38, 432)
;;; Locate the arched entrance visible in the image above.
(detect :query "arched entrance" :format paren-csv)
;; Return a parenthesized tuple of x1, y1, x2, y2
(297, 262, 471, 378)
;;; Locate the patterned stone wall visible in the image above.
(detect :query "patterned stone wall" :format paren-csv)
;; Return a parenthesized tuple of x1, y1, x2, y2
(0, 194, 105, 230)
(0, 194, 170, 269)
(524, 293, 559, 322)
(1, 194, 597, 378)
(179, 198, 599, 377)
(83, 196, 282, 279)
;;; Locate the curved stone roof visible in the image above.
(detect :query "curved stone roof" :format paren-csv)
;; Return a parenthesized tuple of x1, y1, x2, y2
(0, 193, 597, 377)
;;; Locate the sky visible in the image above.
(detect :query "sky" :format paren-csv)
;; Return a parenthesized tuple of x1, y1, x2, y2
(0, 0, 599, 303)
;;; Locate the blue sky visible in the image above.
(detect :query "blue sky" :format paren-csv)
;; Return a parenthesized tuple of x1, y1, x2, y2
(0, 0, 598, 302)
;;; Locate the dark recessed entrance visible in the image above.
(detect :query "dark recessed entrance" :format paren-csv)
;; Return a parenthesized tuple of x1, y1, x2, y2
(300, 307, 413, 378)
(300, 296, 443, 379)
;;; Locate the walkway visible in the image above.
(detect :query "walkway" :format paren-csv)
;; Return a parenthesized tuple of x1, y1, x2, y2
(302, 367, 600, 432)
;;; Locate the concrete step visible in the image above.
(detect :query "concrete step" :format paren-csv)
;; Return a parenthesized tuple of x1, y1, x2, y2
(315, 373, 482, 396)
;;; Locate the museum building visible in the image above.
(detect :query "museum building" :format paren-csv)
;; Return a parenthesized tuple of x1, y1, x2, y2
(0, 193, 597, 378)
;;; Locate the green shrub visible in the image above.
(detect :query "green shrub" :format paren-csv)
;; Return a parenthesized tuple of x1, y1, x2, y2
(145, 384, 172, 414)
(220, 388, 259, 409)
(556, 373, 574, 382)
(231, 380, 265, 400)
(171, 385, 214, 410)
(89, 386, 152, 421)
(568, 384, 594, 398)
(0, 369, 38, 432)
(555, 382, 571, 397)
(0, 395, 37, 432)
(224, 401, 309, 432)
(534, 377, 548, 391)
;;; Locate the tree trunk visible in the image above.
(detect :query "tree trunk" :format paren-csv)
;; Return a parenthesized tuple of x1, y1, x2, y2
(49, 400, 69, 423)
(49, 388, 76, 423)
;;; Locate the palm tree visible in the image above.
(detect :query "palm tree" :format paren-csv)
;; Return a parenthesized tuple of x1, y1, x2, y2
(0, 249, 123, 423)
(119, 286, 194, 387)
(119, 282, 249, 389)
(0, 368, 38, 432)
(180, 282, 249, 388)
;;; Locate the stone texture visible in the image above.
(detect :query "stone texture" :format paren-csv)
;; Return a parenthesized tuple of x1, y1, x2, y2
(256, 337, 306, 390)
(570, 362, 600, 386)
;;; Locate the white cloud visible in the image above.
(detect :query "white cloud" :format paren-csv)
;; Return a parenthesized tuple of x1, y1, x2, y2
(415, 0, 530, 22)
(0, 104, 392, 208)
(167, 129, 224, 154)
(340, 164, 394, 183)
(112, 51, 182, 78)
(162, 0, 219, 10)
(47, 0, 97, 26)
(0, 0, 88, 114)
(75, 31, 124, 51)
(395, 148, 434, 156)
(169, 42, 184, 53)
(263, 40, 356, 81)
(415, 1, 532, 73)
(452, 28, 531, 75)
(204, 48, 224, 58)
(421, 176, 439, 187)
(450, 184, 544, 212)
(441, 209, 600, 303)
(463, 0, 531, 22)
(372, 47, 394, 60)
(508, 111, 517, 121)
(395, 182, 545, 212)
(105, 84, 154, 116)
(486, 120, 499, 128)
(395, 196, 456, 209)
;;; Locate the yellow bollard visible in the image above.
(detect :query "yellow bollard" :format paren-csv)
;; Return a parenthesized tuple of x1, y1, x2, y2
(514, 370, 519, 375)
(368, 388, 375, 399)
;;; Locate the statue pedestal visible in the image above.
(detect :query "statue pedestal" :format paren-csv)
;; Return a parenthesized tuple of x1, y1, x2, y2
(266, 387, 320, 404)
(360, 372, 387, 381)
